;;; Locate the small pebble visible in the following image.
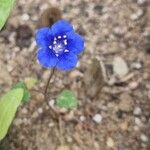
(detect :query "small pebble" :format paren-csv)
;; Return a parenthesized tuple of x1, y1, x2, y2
(69, 70, 83, 78)
(134, 125, 139, 131)
(14, 118, 23, 126)
(93, 114, 102, 123)
(140, 134, 148, 142)
(64, 111, 74, 121)
(113, 56, 129, 78)
(131, 62, 142, 69)
(129, 81, 139, 90)
(22, 118, 30, 125)
(143, 27, 150, 37)
(40, 3, 48, 10)
(37, 107, 43, 114)
(21, 108, 28, 114)
(32, 111, 39, 118)
(113, 26, 125, 36)
(135, 117, 142, 126)
(119, 93, 133, 112)
(7, 65, 13, 72)
(130, 9, 143, 21)
(119, 122, 128, 131)
(21, 13, 30, 21)
(137, 0, 147, 5)
(48, 99, 55, 107)
(66, 136, 73, 143)
(107, 137, 114, 148)
(57, 145, 70, 150)
(48, 122, 55, 127)
(79, 115, 86, 122)
(133, 107, 142, 115)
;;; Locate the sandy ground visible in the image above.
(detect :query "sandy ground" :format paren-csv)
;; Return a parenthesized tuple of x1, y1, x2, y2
(0, 0, 150, 150)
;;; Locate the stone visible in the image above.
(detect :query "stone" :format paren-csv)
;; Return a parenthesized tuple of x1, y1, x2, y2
(57, 145, 70, 150)
(93, 114, 102, 124)
(135, 117, 143, 126)
(21, 108, 28, 114)
(48, 122, 55, 127)
(107, 137, 114, 148)
(119, 93, 133, 112)
(21, 13, 30, 21)
(113, 26, 125, 36)
(66, 136, 73, 143)
(133, 107, 142, 115)
(129, 81, 139, 90)
(140, 134, 148, 142)
(131, 62, 142, 69)
(37, 107, 43, 114)
(79, 115, 86, 122)
(32, 111, 39, 118)
(113, 56, 129, 78)
(69, 70, 83, 78)
(137, 0, 147, 5)
(48, 99, 55, 107)
(119, 122, 128, 131)
(13, 118, 23, 126)
(130, 9, 143, 21)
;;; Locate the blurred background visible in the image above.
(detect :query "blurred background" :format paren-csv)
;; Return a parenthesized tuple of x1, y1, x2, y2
(0, 0, 149, 149)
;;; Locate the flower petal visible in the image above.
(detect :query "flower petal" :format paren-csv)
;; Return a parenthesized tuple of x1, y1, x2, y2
(37, 48, 58, 68)
(56, 52, 78, 70)
(66, 31, 84, 55)
(51, 20, 74, 36)
(35, 27, 53, 48)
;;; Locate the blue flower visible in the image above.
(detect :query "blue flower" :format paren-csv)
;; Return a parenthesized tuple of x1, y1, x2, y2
(35, 20, 84, 70)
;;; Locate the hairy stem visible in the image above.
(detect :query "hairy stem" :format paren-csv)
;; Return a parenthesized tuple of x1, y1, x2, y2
(44, 68, 56, 100)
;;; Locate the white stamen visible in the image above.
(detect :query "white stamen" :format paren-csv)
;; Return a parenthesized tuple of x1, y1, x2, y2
(63, 35, 67, 38)
(53, 41, 57, 44)
(64, 40, 67, 45)
(64, 49, 69, 52)
(55, 54, 59, 57)
(49, 45, 52, 49)
(54, 37, 57, 41)
(58, 36, 61, 39)
(57, 44, 61, 48)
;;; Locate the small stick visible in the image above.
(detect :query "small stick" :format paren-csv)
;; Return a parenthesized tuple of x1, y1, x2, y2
(44, 68, 56, 100)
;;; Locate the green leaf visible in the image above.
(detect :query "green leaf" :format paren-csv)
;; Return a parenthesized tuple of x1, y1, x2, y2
(12, 82, 31, 103)
(0, 88, 24, 141)
(0, 0, 16, 30)
(56, 90, 78, 109)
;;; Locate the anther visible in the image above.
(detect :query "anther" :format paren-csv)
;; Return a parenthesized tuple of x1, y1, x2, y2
(58, 36, 61, 39)
(49, 45, 52, 49)
(63, 35, 67, 38)
(64, 40, 67, 45)
(53, 41, 57, 44)
(64, 49, 69, 52)
(57, 44, 62, 48)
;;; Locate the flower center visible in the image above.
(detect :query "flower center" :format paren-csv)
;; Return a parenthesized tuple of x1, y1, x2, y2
(49, 35, 69, 57)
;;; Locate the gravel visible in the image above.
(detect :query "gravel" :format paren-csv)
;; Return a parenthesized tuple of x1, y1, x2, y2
(92, 114, 102, 124)
(0, 0, 149, 149)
